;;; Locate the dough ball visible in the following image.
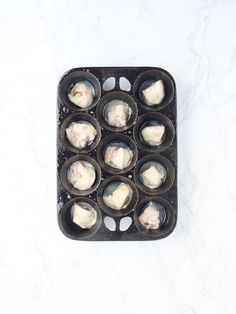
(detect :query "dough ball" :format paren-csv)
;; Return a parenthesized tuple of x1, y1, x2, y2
(104, 142, 133, 170)
(67, 161, 96, 190)
(104, 100, 131, 128)
(68, 81, 94, 108)
(142, 80, 165, 105)
(141, 123, 165, 146)
(103, 182, 133, 210)
(139, 202, 161, 230)
(66, 121, 97, 149)
(140, 162, 166, 189)
(71, 202, 97, 229)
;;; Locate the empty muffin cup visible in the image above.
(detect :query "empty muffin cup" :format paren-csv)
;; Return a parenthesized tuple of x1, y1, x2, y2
(134, 197, 176, 238)
(134, 155, 175, 195)
(60, 113, 101, 154)
(58, 197, 102, 239)
(133, 112, 175, 153)
(133, 69, 174, 111)
(58, 70, 101, 111)
(96, 91, 138, 132)
(97, 176, 139, 217)
(60, 155, 101, 196)
(96, 134, 138, 174)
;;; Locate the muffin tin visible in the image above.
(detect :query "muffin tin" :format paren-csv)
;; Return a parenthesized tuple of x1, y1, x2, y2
(57, 67, 177, 241)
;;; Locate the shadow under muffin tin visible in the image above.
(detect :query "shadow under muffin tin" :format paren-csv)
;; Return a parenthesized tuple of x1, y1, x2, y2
(57, 67, 177, 241)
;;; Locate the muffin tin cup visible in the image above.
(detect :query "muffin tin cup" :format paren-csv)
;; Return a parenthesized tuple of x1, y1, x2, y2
(60, 113, 101, 154)
(97, 176, 139, 218)
(133, 112, 175, 153)
(60, 155, 102, 196)
(134, 197, 176, 238)
(58, 70, 101, 111)
(133, 69, 174, 111)
(96, 134, 138, 175)
(58, 197, 102, 239)
(96, 91, 138, 132)
(133, 154, 175, 195)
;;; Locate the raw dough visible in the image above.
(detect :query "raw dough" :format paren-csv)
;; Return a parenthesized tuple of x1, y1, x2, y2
(140, 162, 166, 189)
(141, 124, 165, 146)
(142, 80, 165, 105)
(66, 121, 97, 149)
(71, 202, 97, 229)
(105, 100, 131, 128)
(68, 82, 94, 108)
(139, 202, 161, 229)
(67, 161, 96, 190)
(103, 182, 133, 210)
(104, 144, 133, 169)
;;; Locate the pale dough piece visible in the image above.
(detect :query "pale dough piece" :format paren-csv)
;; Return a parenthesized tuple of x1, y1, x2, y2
(139, 202, 160, 229)
(68, 82, 94, 108)
(141, 124, 165, 146)
(106, 100, 131, 128)
(71, 202, 97, 229)
(103, 183, 133, 210)
(142, 80, 165, 105)
(67, 161, 96, 190)
(140, 164, 166, 189)
(105, 146, 133, 169)
(66, 122, 97, 149)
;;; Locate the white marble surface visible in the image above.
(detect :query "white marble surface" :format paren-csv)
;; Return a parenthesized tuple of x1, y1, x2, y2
(0, 0, 236, 313)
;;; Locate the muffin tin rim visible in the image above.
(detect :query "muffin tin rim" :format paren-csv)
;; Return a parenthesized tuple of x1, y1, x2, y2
(97, 175, 139, 218)
(133, 154, 176, 195)
(58, 70, 102, 112)
(132, 69, 175, 111)
(58, 197, 102, 240)
(96, 133, 138, 175)
(133, 196, 177, 238)
(96, 90, 138, 132)
(59, 113, 102, 154)
(133, 112, 175, 153)
(60, 154, 102, 196)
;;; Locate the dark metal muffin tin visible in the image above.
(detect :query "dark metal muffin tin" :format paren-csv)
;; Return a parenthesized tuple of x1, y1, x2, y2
(57, 67, 177, 241)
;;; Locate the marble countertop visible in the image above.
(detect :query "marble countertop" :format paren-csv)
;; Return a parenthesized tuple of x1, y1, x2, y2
(0, 0, 236, 313)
